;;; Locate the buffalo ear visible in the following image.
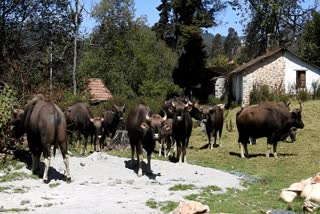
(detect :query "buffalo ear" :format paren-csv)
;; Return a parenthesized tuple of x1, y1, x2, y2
(140, 123, 149, 130)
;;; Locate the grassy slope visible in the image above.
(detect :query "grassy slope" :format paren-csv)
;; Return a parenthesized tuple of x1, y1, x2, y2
(108, 100, 320, 213)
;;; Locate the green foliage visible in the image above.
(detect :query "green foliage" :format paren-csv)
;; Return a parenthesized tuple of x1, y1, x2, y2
(300, 11, 320, 67)
(159, 201, 179, 213)
(59, 90, 91, 111)
(296, 89, 309, 102)
(168, 184, 195, 191)
(0, 84, 18, 129)
(145, 199, 158, 209)
(249, 83, 289, 105)
(138, 80, 180, 99)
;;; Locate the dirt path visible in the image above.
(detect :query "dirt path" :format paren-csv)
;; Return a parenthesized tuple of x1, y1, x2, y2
(0, 152, 244, 213)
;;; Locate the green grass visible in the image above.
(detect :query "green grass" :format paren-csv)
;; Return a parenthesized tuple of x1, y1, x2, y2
(146, 199, 158, 209)
(0, 172, 37, 183)
(13, 186, 30, 193)
(49, 182, 60, 188)
(169, 184, 195, 191)
(0, 208, 29, 212)
(1, 99, 318, 213)
(20, 200, 30, 205)
(159, 201, 179, 213)
(107, 100, 320, 213)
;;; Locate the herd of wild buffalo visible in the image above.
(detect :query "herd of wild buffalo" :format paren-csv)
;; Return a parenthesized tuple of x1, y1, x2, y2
(9, 94, 304, 183)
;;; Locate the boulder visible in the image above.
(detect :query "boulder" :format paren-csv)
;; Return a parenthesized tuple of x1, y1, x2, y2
(172, 200, 210, 214)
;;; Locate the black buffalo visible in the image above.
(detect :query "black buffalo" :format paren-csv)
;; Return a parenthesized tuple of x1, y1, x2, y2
(100, 104, 126, 148)
(126, 104, 167, 176)
(200, 104, 224, 149)
(11, 94, 71, 183)
(171, 100, 193, 163)
(159, 118, 174, 157)
(236, 102, 304, 158)
(64, 102, 104, 153)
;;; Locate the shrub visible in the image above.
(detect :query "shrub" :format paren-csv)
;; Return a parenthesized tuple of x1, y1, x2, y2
(249, 83, 289, 105)
(0, 83, 19, 153)
(296, 89, 309, 101)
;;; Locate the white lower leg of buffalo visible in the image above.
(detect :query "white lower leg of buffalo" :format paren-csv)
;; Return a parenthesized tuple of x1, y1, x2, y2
(138, 154, 143, 177)
(240, 143, 245, 158)
(183, 148, 187, 163)
(43, 157, 51, 183)
(244, 143, 249, 157)
(159, 142, 162, 157)
(177, 146, 182, 163)
(266, 144, 272, 158)
(63, 155, 71, 182)
(272, 144, 278, 158)
(147, 154, 152, 174)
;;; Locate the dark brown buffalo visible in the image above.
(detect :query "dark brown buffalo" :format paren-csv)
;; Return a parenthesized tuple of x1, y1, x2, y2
(159, 118, 174, 157)
(126, 104, 167, 177)
(64, 102, 104, 153)
(100, 104, 126, 148)
(11, 94, 71, 183)
(236, 102, 304, 158)
(200, 104, 224, 149)
(171, 100, 193, 163)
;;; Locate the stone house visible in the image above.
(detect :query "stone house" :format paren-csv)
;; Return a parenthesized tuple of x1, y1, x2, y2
(230, 48, 320, 106)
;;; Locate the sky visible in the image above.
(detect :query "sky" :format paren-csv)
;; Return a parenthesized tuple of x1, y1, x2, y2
(80, 0, 318, 37)
(80, 0, 245, 36)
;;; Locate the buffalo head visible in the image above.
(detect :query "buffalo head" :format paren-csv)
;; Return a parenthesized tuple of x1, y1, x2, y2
(112, 104, 126, 121)
(290, 102, 304, 129)
(90, 117, 104, 139)
(141, 110, 167, 140)
(10, 107, 26, 138)
(171, 100, 190, 122)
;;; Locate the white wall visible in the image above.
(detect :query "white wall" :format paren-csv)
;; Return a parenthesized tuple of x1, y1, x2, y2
(284, 52, 320, 94)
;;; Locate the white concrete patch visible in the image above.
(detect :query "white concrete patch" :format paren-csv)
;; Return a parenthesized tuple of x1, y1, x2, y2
(0, 152, 244, 214)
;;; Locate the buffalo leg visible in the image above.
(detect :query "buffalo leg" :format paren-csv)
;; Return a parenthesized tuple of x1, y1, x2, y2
(213, 131, 217, 148)
(266, 138, 273, 158)
(208, 133, 212, 149)
(218, 130, 223, 147)
(43, 157, 51, 183)
(176, 142, 182, 163)
(130, 143, 135, 168)
(272, 143, 278, 158)
(163, 140, 167, 158)
(158, 141, 162, 157)
(60, 143, 71, 182)
(146, 152, 152, 174)
(31, 153, 40, 175)
(182, 147, 187, 163)
(136, 144, 143, 177)
(239, 143, 248, 158)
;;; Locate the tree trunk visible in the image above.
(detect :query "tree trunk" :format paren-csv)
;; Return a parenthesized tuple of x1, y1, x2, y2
(73, 0, 79, 95)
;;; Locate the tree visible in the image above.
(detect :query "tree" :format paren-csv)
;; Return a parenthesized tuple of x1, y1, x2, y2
(224, 28, 241, 58)
(0, 0, 75, 97)
(230, 0, 314, 60)
(153, 0, 225, 101)
(300, 10, 320, 67)
(210, 33, 224, 58)
(78, 0, 177, 98)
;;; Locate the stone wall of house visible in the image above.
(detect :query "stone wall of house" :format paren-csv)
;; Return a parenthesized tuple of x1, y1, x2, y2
(242, 56, 286, 106)
(215, 77, 225, 99)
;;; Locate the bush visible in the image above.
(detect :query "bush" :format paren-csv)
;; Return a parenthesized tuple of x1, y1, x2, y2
(296, 89, 309, 101)
(0, 84, 19, 153)
(249, 83, 289, 105)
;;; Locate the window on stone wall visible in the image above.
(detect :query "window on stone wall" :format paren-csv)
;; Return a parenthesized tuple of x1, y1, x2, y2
(296, 70, 306, 88)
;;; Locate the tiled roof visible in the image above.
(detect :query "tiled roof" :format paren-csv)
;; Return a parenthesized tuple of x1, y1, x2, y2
(87, 78, 113, 101)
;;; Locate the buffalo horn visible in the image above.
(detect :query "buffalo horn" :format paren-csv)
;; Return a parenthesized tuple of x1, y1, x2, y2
(161, 109, 167, 121)
(171, 101, 175, 107)
(145, 111, 152, 122)
(114, 104, 119, 110)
